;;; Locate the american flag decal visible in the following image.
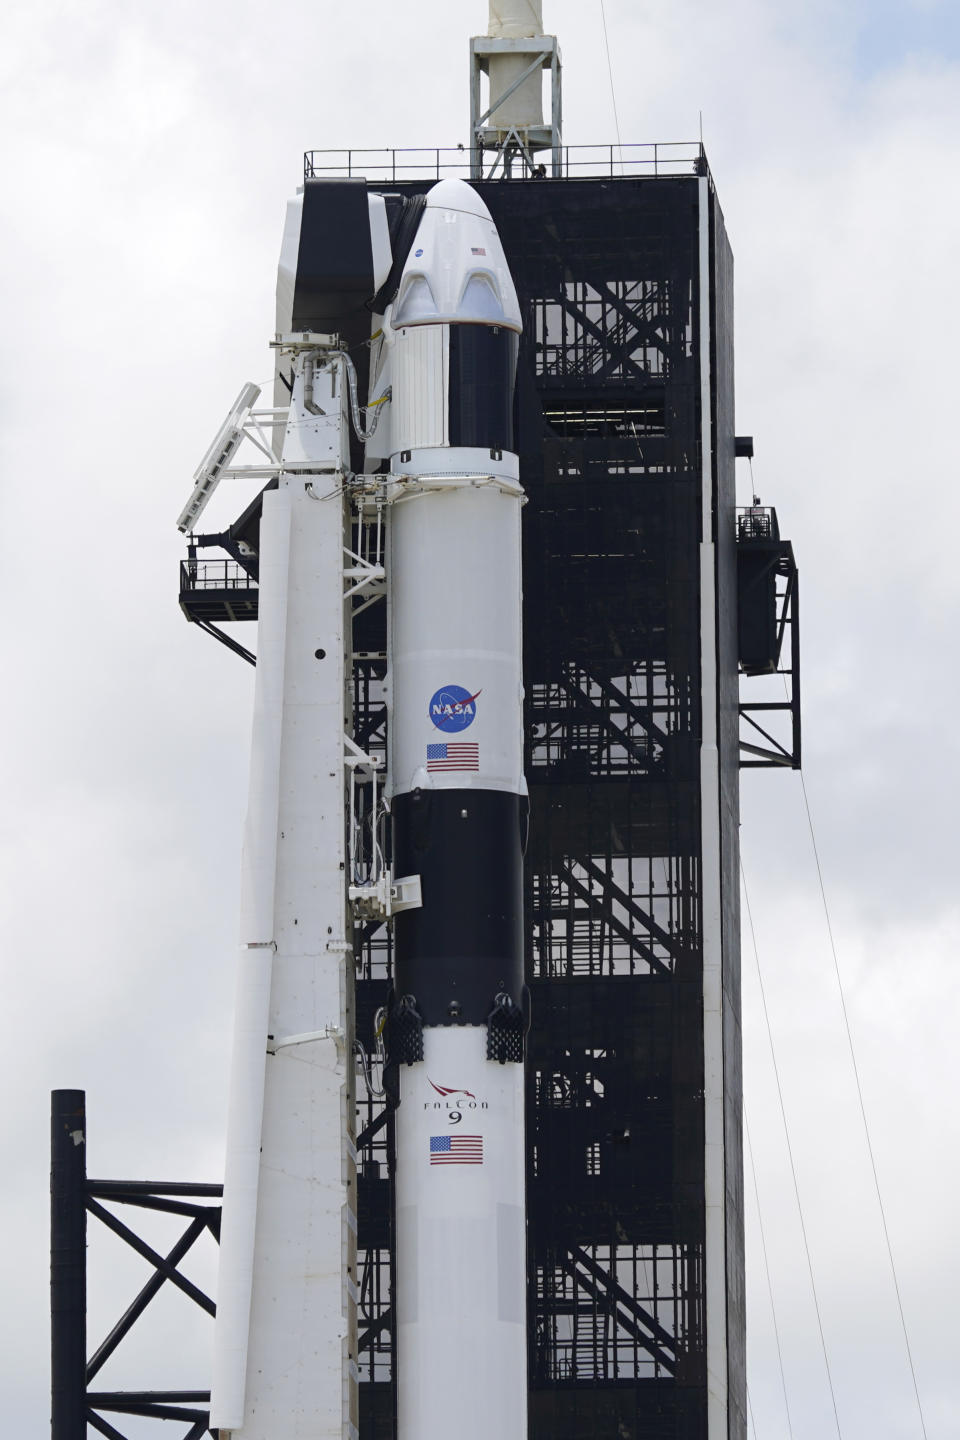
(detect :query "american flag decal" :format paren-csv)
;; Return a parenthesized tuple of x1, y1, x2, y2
(427, 742, 479, 772)
(430, 1134, 483, 1165)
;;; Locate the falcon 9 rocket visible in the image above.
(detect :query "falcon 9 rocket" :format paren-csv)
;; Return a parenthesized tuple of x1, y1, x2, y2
(375, 178, 529, 1440)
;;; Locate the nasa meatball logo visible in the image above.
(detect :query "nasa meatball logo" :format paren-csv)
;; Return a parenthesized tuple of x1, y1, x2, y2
(429, 684, 481, 732)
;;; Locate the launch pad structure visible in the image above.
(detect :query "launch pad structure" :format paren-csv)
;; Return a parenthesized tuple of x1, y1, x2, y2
(51, 10, 800, 1440)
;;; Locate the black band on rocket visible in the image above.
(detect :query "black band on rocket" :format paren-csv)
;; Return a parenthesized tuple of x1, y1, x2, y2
(447, 327, 519, 453)
(393, 789, 527, 1028)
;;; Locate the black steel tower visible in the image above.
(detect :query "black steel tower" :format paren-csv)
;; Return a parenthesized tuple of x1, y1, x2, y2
(340, 154, 799, 1440)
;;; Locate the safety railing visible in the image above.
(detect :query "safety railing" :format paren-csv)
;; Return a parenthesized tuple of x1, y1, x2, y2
(304, 142, 706, 183)
(737, 506, 779, 543)
(180, 559, 257, 593)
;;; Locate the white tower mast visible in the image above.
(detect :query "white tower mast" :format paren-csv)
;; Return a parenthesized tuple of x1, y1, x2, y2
(471, 0, 562, 177)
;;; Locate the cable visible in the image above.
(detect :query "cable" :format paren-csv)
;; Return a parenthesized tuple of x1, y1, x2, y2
(598, 1, 623, 165)
(797, 773, 929, 1440)
(741, 855, 844, 1439)
(337, 350, 388, 441)
(759, 539, 930, 1437)
(744, 1107, 794, 1440)
(353, 1038, 385, 1100)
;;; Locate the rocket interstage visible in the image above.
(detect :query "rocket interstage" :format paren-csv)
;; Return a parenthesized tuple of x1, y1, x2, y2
(372, 180, 529, 1440)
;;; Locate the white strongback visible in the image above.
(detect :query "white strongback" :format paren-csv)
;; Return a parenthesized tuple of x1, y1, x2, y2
(212, 355, 358, 1439)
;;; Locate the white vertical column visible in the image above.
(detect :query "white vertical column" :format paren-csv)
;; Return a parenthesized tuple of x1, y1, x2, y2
(212, 360, 357, 1440)
(698, 174, 728, 1439)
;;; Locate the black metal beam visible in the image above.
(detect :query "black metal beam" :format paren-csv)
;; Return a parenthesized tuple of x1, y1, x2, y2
(582, 669, 665, 747)
(577, 855, 677, 958)
(547, 290, 651, 384)
(182, 1420, 213, 1440)
(188, 615, 256, 666)
(556, 863, 671, 977)
(554, 675, 652, 770)
(86, 1215, 209, 1381)
(358, 1307, 393, 1353)
(88, 1391, 211, 1403)
(51, 1090, 87, 1440)
(90, 1397, 209, 1421)
(790, 570, 802, 768)
(86, 1410, 130, 1440)
(86, 1199, 216, 1316)
(87, 1180, 223, 1197)
(88, 1188, 221, 1226)
(357, 1108, 389, 1152)
(556, 1253, 676, 1375)
(570, 1247, 677, 1354)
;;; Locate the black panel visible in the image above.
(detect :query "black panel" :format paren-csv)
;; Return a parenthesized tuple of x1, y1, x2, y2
(448, 325, 518, 451)
(392, 788, 525, 1027)
(293, 179, 375, 334)
(737, 547, 779, 674)
(372, 194, 427, 312)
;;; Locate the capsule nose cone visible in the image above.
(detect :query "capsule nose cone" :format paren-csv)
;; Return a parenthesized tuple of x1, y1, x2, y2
(391, 180, 521, 332)
(423, 177, 494, 222)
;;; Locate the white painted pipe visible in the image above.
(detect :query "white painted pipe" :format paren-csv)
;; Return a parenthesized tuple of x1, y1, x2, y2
(488, 0, 543, 37)
(486, 1, 546, 133)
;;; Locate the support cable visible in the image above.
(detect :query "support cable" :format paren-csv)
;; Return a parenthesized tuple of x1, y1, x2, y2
(741, 856, 844, 1439)
(747, 1388, 760, 1440)
(598, 1, 623, 166)
(766, 574, 929, 1437)
(744, 1107, 794, 1440)
(797, 772, 929, 1440)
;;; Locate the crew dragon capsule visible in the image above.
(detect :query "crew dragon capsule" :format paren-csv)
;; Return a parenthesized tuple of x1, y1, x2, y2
(368, 180, 529, 1440)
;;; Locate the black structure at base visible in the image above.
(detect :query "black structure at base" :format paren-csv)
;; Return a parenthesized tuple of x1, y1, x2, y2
(49, 1091, 221, 1440)
(51, 1090, 86, 1440)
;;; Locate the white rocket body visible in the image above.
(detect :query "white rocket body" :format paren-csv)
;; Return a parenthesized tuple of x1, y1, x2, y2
(394, 1031, 526, 1440)
(373, 180, 529, 1440)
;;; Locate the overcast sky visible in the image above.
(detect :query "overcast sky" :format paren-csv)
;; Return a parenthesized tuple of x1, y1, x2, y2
(2, 2, 958, 1437)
